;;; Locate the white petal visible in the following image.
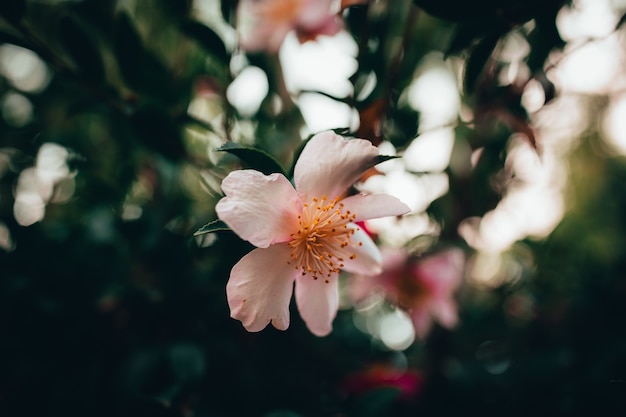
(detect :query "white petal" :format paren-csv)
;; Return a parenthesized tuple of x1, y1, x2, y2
(216, 170, 301, 248)
(294, 131, 379, 201)
(227, 244, 296, 332)
(340, 193, 410, 222)
(340, 225, 382, 275)
(295, 272, 339, 336)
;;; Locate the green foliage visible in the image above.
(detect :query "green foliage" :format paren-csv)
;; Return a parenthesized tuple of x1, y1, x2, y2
(59, 14, 106, 84)
(181, 19, 229, 63)
(216, 142, 287, 176)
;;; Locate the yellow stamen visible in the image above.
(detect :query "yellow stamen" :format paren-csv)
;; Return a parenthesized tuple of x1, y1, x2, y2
(287, 196, 359, 280)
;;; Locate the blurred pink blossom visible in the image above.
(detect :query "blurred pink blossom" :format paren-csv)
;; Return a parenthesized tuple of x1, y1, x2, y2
(349, 247, 465, 339)
(343, 364, 424, 399)
(216, 131, 410, 336)
(236, 0, 342, 52)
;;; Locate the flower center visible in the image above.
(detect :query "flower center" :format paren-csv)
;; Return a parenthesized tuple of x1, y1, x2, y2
(288, 196, 360, 282)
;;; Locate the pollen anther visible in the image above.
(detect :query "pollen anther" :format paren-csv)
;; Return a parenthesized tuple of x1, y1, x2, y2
(287, 195, 358, 279)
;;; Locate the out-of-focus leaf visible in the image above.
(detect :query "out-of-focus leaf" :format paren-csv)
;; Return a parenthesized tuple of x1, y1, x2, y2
(131, 103, 185, 159)
(463, 31, 502, 94)
(194, 219, 230, 236)
(220, 0, 239, 25)
(0, 0, 26, 23)
(59, 14, 105, 84)
(348, 387, 401, 417)
(181, 20, 228, 63)
(343, 3, 369, 44)
(526, 2, 565, 74)
(216, 142, 286, 176)
(382, 104, 419, 149)
(469, 143, 505, 216)
(0, 30, 30, 49)
(331, 127, 352, 136)
(160, 0, 192, 19)
(413, 0, 499, 22)
(617, 11, 626, 30)
(445, 20, 500, 57)
(377, 155, 400, 164)
(535, 70, 556, 104)
(114, 13, 174, 101)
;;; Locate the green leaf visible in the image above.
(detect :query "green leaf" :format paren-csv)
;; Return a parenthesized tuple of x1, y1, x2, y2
(220, 0, 238, 25)
(114, 13, 174, 101)
(0, 0, 26, 23)
(330, 127, 352, 136)
(445, 20, 493, 58)
(413, 0, 499, 22)
(349, 387, 401, 417)
(216, 142, 286, 176)
(159, 0, 192, 19)
(59, 14, 105, 84)
(181, 20, 228, 63)
(0, 29, 30, 49)
(377, 155, 400, 164)
(131, 103, 185, 160)
(194, 219, 230, 236)
(463, 31, 502, 94)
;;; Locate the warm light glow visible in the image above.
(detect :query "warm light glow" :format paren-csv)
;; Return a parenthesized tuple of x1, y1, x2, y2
(227, 66, 269, 117)
(1, 92, 33, 127)
(379, 309, 416, 351)
(298, 92, 358, 133)
(403, 128, 455, 173)
(0, 44, 51, 93)
(407, 54, 460, 130)
(602, 93, 626, 155)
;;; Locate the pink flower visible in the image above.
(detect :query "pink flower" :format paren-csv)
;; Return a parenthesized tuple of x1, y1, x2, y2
(236, 0, 342, 52)
(216, 131, 410, 336)
(349, 247, 465, 339)
(343, 365, 424, 399)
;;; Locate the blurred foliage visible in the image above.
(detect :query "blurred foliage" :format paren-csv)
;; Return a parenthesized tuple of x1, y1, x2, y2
(1, 0, 625, 416)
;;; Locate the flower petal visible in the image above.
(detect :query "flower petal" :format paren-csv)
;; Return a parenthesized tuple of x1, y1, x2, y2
(216, 170, 300, 248)
(340, 193, 410, 222)
(294, 131, 380, 201)
(341, 225, 382, 275)
(236, 0, 295, 52)
(416, 248, 465, 296)
(431, 300, 458, 329)
(411, 307, 433, 340)
(227, 244, 296, 332)
(295, 273, 339, 336)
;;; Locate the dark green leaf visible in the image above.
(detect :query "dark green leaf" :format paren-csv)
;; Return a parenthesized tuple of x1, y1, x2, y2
(413, 0, 499, 22)
(131, 103, 185, 160)
(349, 388, 401, 417)
(220, 0, 238, 25)
(617, 11, 626, 30)
(160, 0, 192, 19)
(0, 0, 26, 23)
(445, 21, 492, 57)
(377, 155, 400, 164)
(331, 127, 352, 136)
(114, 13, 174, 101)
(526, 2, 565, 74)
(463, 31, 502, 94)
(194, 219, 230, 236)
(0, 29, 31, 49)
(59, 14, 105, 84)
(181, 20, 228, 63)
(216, 142, 286, 176)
